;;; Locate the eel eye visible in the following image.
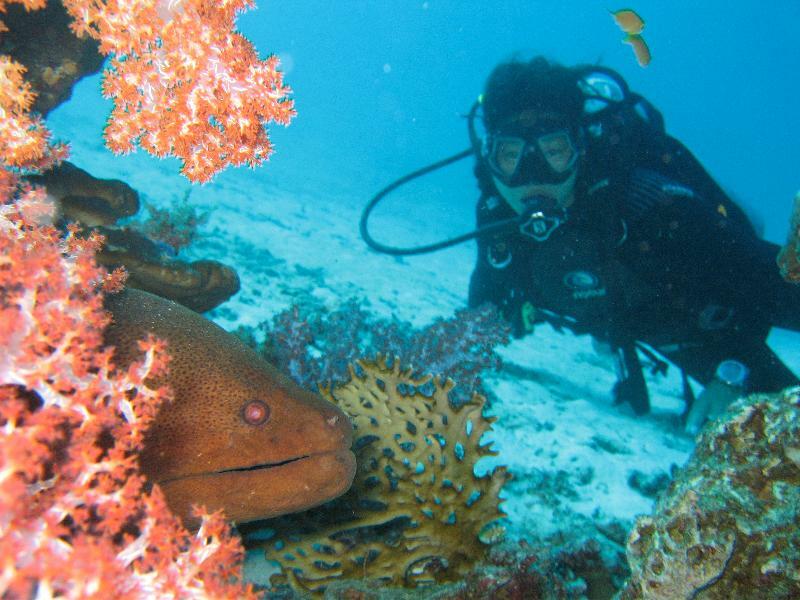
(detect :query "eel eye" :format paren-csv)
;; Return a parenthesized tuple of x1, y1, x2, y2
(242, 399, 270, 426)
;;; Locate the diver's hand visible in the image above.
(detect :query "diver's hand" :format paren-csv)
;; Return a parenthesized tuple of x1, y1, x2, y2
(684, 380, 740, 435)
(684, 360, 749, 435)
(520, 301, 537, 335)
(506, 299, 538, 338)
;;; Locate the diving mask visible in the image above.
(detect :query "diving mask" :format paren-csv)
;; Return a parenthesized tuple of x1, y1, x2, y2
(485, 128, 578, 186)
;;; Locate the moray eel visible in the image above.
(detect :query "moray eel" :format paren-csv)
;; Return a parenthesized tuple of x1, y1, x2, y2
(104, 288, 356, 526)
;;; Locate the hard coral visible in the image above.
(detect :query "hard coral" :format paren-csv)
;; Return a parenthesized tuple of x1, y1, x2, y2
(97, 240, 241, 313)
(28, 162, 240, 312)
(246, 357, 509, 595)
(28, 161, 140, 226)
(620, 388, 800, 599)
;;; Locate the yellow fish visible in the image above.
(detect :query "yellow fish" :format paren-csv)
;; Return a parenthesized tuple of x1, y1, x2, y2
(623, 33, 651, 67)
(610, 8, 645, 35)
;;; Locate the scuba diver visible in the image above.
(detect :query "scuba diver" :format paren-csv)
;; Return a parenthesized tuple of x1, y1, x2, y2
(361, 55, 800, 429)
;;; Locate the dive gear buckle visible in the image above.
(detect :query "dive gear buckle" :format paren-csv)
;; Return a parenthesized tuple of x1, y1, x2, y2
(518, 196, 566, 241)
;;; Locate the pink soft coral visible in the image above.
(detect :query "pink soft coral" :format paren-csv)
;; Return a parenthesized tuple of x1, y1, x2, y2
(0, 1, 287, 591)
(61, 0, 296, 183)
(0, 178, 257, 597)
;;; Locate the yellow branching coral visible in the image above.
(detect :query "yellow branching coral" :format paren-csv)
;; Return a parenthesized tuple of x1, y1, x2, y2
(248, 356, 510, 594)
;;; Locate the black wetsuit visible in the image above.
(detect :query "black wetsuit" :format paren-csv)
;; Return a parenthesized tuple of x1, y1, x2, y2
(468, 154, 800, 413)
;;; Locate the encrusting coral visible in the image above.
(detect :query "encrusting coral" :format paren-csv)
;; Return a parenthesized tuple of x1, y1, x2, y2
(619, 387, 800, 599)
(244, 356, 510, 595)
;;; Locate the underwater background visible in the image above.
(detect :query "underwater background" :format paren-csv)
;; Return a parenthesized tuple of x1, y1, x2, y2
(50, 1, 800, 243)
(42, 0, 800, 596)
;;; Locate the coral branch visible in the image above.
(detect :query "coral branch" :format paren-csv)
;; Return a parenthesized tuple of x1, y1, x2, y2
(61, 0, 295, 182)
(0, 57, 67, 169)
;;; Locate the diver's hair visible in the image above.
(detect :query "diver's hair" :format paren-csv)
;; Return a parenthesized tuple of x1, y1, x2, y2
(482, 56, 584, 131)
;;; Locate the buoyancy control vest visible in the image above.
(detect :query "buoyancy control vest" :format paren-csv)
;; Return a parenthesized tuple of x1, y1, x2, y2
(573, 66, 755, 235)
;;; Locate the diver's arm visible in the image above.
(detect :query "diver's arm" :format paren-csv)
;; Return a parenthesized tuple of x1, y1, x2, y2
(468, 199, 510, 309)
(469, 243, 541, 338)
(468, 195, 537, 337)
(622, 170, 765, 309)
(467, 258, 504, 308)
(468, 240, 533, 337)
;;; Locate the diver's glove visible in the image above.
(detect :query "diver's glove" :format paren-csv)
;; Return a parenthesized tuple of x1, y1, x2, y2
(684, 359, 749, 435)
(501, 290, 539, 338)
(612, 342, 650, 415)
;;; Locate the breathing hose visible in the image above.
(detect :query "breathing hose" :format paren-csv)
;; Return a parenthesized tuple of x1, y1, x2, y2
(359, 148, 525, 256)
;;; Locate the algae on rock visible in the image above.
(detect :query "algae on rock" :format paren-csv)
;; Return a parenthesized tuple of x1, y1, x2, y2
(777, 191, 800, 283)
(620, 387, 800, 599)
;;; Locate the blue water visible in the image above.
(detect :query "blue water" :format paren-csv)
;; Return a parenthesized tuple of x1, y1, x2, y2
(235, 0, 800, 243)
(51, 1, 800, 246)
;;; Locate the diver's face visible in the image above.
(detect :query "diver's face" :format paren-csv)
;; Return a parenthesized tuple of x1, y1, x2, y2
(493, 169, 578, 215)
(486, 109, 580, 214)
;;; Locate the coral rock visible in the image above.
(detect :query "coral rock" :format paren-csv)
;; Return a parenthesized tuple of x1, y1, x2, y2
(620, 388, 800, 599)
(0, 1, 104, 116)
(28, 162, 240, 312)
(28, 161, 140, 226)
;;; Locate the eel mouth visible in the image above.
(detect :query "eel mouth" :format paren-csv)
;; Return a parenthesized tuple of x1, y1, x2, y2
(159, 447, 353, 483)
(215, 454, 317, 475)
(157, 448, 357, 526)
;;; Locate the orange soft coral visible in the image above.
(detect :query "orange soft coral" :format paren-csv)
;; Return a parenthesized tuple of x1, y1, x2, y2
(0, 57, 62, 168)
(0, 1, 68, 170)
(61, 0, 295, 183)
(0, 176, 257, 598)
